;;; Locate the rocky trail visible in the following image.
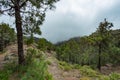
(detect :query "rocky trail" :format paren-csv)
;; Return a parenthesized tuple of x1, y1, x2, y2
(47, 53, 81, 80)
(0, 44, 17, 69)
(47, 52, 120, 80)
(0, 44, 27, 70)
(0, 54, 5, 69)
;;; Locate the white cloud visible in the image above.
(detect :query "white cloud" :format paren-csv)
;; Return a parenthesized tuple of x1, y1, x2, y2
(54, 0, 119, 22)
(41, 0, 120, 43)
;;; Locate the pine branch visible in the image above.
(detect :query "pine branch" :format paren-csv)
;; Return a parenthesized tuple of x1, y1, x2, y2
(20, 0, 29, 8)
(0, 7, 13, 14)
(11, 0, 15, 4)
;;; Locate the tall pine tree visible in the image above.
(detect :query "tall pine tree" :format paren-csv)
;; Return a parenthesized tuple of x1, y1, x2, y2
(95, 19, 113, 70)
(0, 0, 59, 65)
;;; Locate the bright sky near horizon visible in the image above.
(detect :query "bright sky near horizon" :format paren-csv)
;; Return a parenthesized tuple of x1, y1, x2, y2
(0, 0, 120, 43)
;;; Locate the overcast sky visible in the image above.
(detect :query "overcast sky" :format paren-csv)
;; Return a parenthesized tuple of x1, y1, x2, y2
(0, 0, 120, 43)
(40, 0, 120, 43)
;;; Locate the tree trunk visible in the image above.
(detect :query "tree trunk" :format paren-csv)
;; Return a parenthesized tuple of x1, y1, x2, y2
(0, 32, 4, 52)
(98, 43, 101, 71)
(15, 1, 25, 65)
(0, 39, 4, 52)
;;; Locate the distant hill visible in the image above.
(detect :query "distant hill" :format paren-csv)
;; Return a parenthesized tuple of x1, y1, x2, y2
(56, 29, 120, 46)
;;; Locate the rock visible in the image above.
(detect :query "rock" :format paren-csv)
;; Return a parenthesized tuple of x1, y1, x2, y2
(76, 75, 81, 78)
(101, 63, 113, 70)
(101, 66, 108, 70)
(10, 53, 17, 57)
(105, 63, 112, 70)
(105, 63, 112, 67)
(4, 53, 18, 61)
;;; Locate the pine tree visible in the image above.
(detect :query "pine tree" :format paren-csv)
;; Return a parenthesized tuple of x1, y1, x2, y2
(0, 23, 15, 52)
(0, 0, 59, 65)
(95, 19, 113, 70)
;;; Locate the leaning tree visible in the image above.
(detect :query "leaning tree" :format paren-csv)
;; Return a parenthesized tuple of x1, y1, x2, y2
(0, 0, 59, 65)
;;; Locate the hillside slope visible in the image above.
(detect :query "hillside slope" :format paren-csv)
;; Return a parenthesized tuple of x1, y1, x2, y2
(46, 52, 120, 80)
(47, 53, 80, 80)
(0, 44, 120, 80)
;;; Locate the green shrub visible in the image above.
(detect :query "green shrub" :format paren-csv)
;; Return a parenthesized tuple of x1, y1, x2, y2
(0, 61, 17, 80)
(37, 38, 48, 51)
(59, 61, 72, 71)
(37, 38, 55, 52)
(80, 65, 99, 77)
(98, 75, 110, 80)
(97, 73, 120, 80)
(25, 48, 37, 64)
(0, 70, 11, 80)
(63, 65, 72, 71)
(109, 72, 120, 80)
(80, 77, 91, 80)
(21, 59, 47, 80)
(73, 64, 81, 69)
(25, 37, 34, 45)
(46, 60, 52, 65)
(45, 72, 53, 80)
(59, 61, 68, 66)
(21, 48, 53, 80)
(0, 48, 53, 80)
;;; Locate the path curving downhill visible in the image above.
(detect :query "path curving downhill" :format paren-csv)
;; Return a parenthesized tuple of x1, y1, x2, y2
(47, 52, 80, 80)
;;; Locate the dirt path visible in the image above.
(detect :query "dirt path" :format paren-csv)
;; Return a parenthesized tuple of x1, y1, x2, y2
(101, 66, 120, 75)
(0, 44, 18, 69)
(47, 53, 120, 80)
(0, 54, 5, 69)
(0, 44, 27, 69)
(47, 53, 81, 80)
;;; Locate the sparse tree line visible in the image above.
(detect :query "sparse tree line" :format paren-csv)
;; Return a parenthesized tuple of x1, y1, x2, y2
(55, 19, 120, 71)
(0, 23, 16, 52)
(0, 22, 55, 53)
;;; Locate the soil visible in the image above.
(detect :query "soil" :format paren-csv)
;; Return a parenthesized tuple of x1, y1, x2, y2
(47, 52, 120, 80)
(0, 44, 27, 69)
(101, 66, 120, 75)
(47, 53, 81, 80)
